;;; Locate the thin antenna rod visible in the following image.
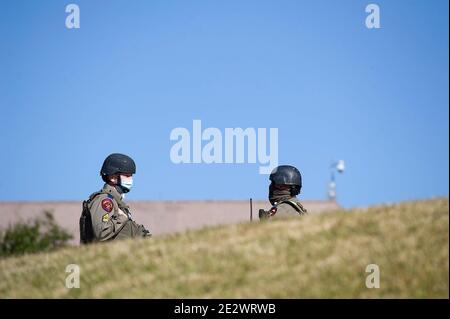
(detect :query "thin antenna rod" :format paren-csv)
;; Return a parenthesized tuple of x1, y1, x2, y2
(250, 198, 253, 222)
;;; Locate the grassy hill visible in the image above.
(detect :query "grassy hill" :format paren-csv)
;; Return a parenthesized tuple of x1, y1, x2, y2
(0, 198, 448, 298)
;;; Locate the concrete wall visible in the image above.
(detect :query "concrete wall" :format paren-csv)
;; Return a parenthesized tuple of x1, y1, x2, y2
(0, 200, 340, 244)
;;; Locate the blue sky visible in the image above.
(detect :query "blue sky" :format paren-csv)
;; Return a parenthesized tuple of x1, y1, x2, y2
(0, 0, 448, 207)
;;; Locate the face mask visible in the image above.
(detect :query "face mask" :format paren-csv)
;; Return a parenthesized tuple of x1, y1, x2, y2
(120, 175, 133, 191)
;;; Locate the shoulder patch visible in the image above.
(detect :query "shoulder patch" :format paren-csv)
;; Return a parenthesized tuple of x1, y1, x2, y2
(102, 213, 110, 222)
(101, 198, 113, 213)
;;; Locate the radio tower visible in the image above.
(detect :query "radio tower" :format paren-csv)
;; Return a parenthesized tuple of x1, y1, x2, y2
(328, 160, 345, 201)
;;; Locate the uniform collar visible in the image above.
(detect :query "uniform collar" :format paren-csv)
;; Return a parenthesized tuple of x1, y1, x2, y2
(102, 183, 127, 207)
(273, 196, 297, 206)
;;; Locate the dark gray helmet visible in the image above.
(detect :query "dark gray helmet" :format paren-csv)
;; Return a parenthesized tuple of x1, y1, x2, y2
(100, 153, 136, 177)
(270, 165, 302, 189)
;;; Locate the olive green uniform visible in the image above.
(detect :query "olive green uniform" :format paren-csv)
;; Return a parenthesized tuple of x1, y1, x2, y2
(260, 197, 307, 220)
(89, 184, 151, 241)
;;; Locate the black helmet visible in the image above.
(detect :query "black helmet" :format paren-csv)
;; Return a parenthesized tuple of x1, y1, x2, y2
(269, 165, 302, 195)
(100, 153, 136, 177)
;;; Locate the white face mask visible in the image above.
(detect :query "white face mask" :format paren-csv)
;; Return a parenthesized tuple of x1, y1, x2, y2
(120, 175, 133, 191)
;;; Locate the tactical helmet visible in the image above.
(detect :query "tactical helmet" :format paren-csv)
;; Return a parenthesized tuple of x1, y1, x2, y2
(100, 153, 136, 177)
(269, 165, 302, 195)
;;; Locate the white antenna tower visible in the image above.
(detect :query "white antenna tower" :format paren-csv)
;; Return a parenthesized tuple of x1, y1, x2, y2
(328, 160, 345, 201)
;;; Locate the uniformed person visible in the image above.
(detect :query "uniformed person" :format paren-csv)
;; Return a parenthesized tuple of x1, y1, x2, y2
(259, 165, 307, 220)
(79, 153, 151, 244)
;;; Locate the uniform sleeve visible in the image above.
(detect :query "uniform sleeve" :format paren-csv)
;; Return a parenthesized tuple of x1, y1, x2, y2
(113, 220, 152, 240)
(89, 194, 128, 241)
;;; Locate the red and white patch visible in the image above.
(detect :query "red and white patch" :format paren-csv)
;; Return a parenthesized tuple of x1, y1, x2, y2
(269, 207, 277, 216)
(101, 198, 113, 213)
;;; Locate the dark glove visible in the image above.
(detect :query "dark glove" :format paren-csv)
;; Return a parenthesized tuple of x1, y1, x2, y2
(139, 225, 152, 237)
(259, 209, 269, 220)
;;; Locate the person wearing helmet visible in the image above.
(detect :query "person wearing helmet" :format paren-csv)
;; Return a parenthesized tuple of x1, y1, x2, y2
(259, 165, 307, 220)
(79, 153, 151, 244)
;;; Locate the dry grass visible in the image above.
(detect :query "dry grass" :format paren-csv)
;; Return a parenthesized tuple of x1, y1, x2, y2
(0, 198, 448, 298)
